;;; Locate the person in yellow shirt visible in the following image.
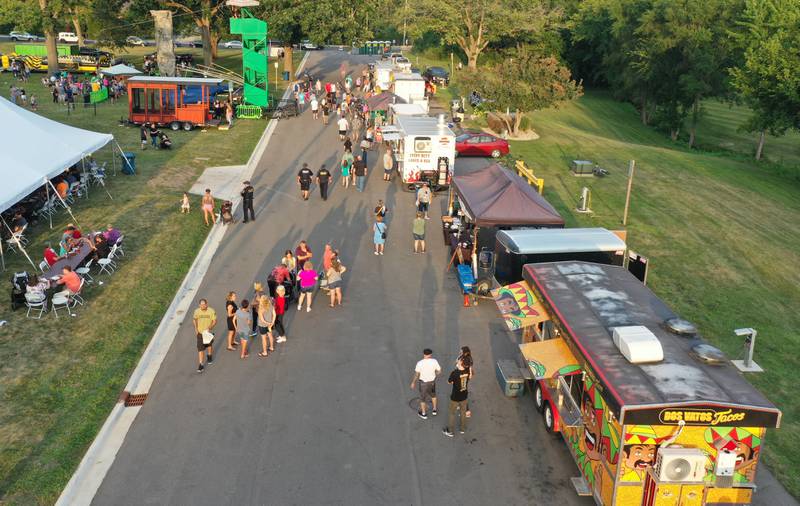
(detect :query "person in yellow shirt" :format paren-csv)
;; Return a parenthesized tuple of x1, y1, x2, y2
(193, 298, 217, 373)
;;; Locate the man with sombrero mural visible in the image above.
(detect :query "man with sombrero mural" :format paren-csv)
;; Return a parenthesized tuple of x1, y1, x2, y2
(620, 426, 665, 482)
(704, 427, 762, 483)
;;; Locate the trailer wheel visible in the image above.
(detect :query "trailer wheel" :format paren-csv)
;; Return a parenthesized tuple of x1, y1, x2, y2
(534, 383, 545, 412)
(182, 122, 193, 131)
(475, 278, 492, 297)
(491, 149, 502, 158)
(543, 402, 556, 433)
(170, 121, 180, 131)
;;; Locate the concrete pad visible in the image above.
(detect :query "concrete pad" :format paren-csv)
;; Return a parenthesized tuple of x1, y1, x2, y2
(187, 164, 249, 202)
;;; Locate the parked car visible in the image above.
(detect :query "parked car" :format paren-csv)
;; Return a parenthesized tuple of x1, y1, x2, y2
(175, 40, 195, 48)
(455, 131, 510, 158)
(299, 41, 322, 50)
(220, 40, 243, 49)
(423, 66, 449, 85)
(9, 31, 35, 42)
(58, 32, 79, 43)
(126, 36, 145, 46)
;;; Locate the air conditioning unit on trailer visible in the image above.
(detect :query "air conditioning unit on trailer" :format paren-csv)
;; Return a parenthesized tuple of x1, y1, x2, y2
(653, 448, 707, 483)
(612, 326, 663, 363)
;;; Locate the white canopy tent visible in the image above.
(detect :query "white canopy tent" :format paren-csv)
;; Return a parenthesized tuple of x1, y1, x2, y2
(0, 96, 117, 269)
(99, 63, 142, 77)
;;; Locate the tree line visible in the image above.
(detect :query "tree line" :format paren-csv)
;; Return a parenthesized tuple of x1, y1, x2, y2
(1, 0, 797, 157)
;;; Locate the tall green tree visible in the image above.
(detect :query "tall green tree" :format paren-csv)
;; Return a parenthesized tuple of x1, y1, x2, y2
(406, 0, 559, 69)
(730, 0, 800, 160)
(459, 48, 583, 134)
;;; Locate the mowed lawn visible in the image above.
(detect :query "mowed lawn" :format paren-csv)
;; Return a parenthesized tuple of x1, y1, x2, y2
(0, 48, 300, 504)
(504, 90, 800, 497)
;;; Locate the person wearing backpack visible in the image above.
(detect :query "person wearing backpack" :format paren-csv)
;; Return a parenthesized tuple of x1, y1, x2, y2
(373, 214, 387, 255)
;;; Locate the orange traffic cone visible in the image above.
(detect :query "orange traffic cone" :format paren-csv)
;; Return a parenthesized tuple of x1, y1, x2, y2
(463, 293, 471, 307)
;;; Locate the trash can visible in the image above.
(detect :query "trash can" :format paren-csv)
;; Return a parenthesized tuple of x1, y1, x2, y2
(120, 152, 136, 175)
(282, 70, 290, 81)
(496, 359, 525, 397)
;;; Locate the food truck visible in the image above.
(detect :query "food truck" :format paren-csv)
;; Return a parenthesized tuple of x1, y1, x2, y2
(384, 115, 456, 191)
(388, 103, 427, 123)
(392, 72, 428, 111)
(127, 76, 224, 130)
(374, 61, 394, 91)
(499, 261, 781, 506)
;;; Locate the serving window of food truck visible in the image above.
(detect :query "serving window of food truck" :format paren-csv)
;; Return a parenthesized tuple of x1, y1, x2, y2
(499, 261, 780, 506)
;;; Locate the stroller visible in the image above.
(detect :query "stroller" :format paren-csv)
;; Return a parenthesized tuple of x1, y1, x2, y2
(10, 272, 29, 311)
(220, 200, 234, 224)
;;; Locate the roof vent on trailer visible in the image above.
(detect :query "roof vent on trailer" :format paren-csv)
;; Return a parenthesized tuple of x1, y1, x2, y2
(612, 326, 664, 364)
(664, 317, 698, 337)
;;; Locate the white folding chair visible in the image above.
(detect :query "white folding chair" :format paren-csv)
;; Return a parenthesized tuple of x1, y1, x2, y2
(39, 260, 50, 273)
(97, 245, 118, 275)
(69, 278, 86, 307)
(75, 258, 94, 283)
(5, 230, 27, 253)
(51, 292, 73, 317)
(25, 293, 47, 319)
(114, 235, 125, 257)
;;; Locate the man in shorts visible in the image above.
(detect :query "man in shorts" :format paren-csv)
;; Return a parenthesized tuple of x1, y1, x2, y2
(410, 348, 441, 419)
(297, 163, 314, 200)
(416, 182, 432, 219)
(383, 148, 394, 181)
(193, 298, 217, 373)
(337, 116, 349, 141)
(234, 299, 252, 359)
(412, 212, 426, 253)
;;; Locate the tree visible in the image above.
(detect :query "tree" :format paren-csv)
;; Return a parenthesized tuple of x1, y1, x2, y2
(730, 0, 800, 160)
(162, 0, 228, 67)
(406, 0, 559, 69)
(459, 48, 583, 134)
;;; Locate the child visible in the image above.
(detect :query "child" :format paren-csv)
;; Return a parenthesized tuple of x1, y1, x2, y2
(140, 124, 148, 150)
(374, 199, 387, 218)
(181, 193, 191, 213)
(29, 94, 37, 110)
(274, 285, 287, 343)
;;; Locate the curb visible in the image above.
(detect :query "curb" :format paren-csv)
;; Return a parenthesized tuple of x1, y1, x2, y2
(56, 52, 311, 506)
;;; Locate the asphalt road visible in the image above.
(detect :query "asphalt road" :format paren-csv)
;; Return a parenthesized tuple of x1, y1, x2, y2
(92, 50, 795, 506)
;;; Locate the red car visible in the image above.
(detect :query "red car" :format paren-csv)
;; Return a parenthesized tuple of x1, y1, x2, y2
(455, 132, 510, 158)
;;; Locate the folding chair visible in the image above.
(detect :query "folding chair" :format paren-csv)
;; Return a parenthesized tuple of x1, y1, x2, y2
(51, 292, 73, 317)
(97, 245, 118, 275)
(39, 260, 50, 273)
(114, 235, 125, 257)
(25, 293, 47, 319)
(75, 258, 94, 283)
(69, 278, 86, 307)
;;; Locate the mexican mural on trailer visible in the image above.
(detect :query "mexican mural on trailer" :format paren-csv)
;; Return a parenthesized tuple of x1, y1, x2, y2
(491, 282, 548, 331)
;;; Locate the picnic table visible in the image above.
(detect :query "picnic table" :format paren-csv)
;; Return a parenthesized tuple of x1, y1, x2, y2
(43, 239, 94, 280)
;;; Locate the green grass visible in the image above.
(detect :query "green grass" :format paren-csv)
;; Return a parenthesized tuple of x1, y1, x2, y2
(0, 49, 301, 505)
(499, 90, 800, 498)
(694, 100, 800, 167)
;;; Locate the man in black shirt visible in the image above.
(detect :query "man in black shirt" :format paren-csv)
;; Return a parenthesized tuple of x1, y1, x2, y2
(316, 164, 331, 201)
(353, 155, 367, 192)
(443, 359, 470, 437)
(297, 163, 314, 200)
(240, 180, 255, 222)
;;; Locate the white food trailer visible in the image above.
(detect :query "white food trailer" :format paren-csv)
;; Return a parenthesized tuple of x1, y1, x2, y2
(393, 72, 428, 112)
(384, 115, 456, 191)
(388, 103, 428, 123)
(374, 61, 394, 91)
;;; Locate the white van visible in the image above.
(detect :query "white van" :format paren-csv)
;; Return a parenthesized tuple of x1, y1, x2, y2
(58, 32, 79, 43)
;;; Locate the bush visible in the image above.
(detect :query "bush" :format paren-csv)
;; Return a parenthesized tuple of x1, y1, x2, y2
(518, 114, 531, 132)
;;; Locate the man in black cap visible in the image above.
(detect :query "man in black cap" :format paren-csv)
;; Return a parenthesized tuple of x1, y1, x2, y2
(316, 164, 331, 201)
(297, 163, 314, 200)
(241, 180, 255, 222)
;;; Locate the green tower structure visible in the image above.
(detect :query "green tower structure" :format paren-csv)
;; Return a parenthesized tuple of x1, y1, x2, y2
(229, 9, 269, 107)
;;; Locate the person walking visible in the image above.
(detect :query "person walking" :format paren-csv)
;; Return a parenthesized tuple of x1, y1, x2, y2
(257, 294, 275, 357)
(410, 348, 441, 419)
(360, 137, 371, 166)
(310, 94, 319, 120)
(234, 299, 251, 359)
(297, 261, 318, 312)
(140, 123, 149, 150)
(373, 215, 387, 255)
(382, 148, 394, 181)
(340, 154, 353, 189)
(322, 103, 330, 125)
(326, 258, 346, 307)
(193, 299, 217, 373)
(413, 212, 427, 253)
(354, 155, 367, 192)
(298, 163, 314, 200)
(416, 182, 432, 219)
(201, 189, 216, 226)
(225, 291, 238, 351)
(149, 123, 160, 149)
(442, 358, 471, 437)
(337, 116, 349, 141)
(374, 199, 387, 219)
(316, 164, 331, 201)
(241, 180, 255, 222)
(274, 285, 288, 343)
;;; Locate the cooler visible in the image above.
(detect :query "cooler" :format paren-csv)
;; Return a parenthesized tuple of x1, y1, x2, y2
(456, 264, 474, 294)
(120, 152, 136, 175)
(495, 359, 525, 397)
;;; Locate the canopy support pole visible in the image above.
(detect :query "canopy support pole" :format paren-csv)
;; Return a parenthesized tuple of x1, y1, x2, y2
(111, 142, 117, 176)
(46, 178, 80, 229)
(0, 216, 36, 271)
(45, 180, 52, 229)
(81, 156, 90, 198)
(0, 231, 5, 271)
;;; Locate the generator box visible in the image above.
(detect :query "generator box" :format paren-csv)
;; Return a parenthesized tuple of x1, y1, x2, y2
(496, 359, 525, 397)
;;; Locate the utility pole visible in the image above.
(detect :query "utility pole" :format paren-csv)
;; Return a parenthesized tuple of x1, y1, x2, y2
(622, 160, 635, 226)
(402, 0, 408, 46)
